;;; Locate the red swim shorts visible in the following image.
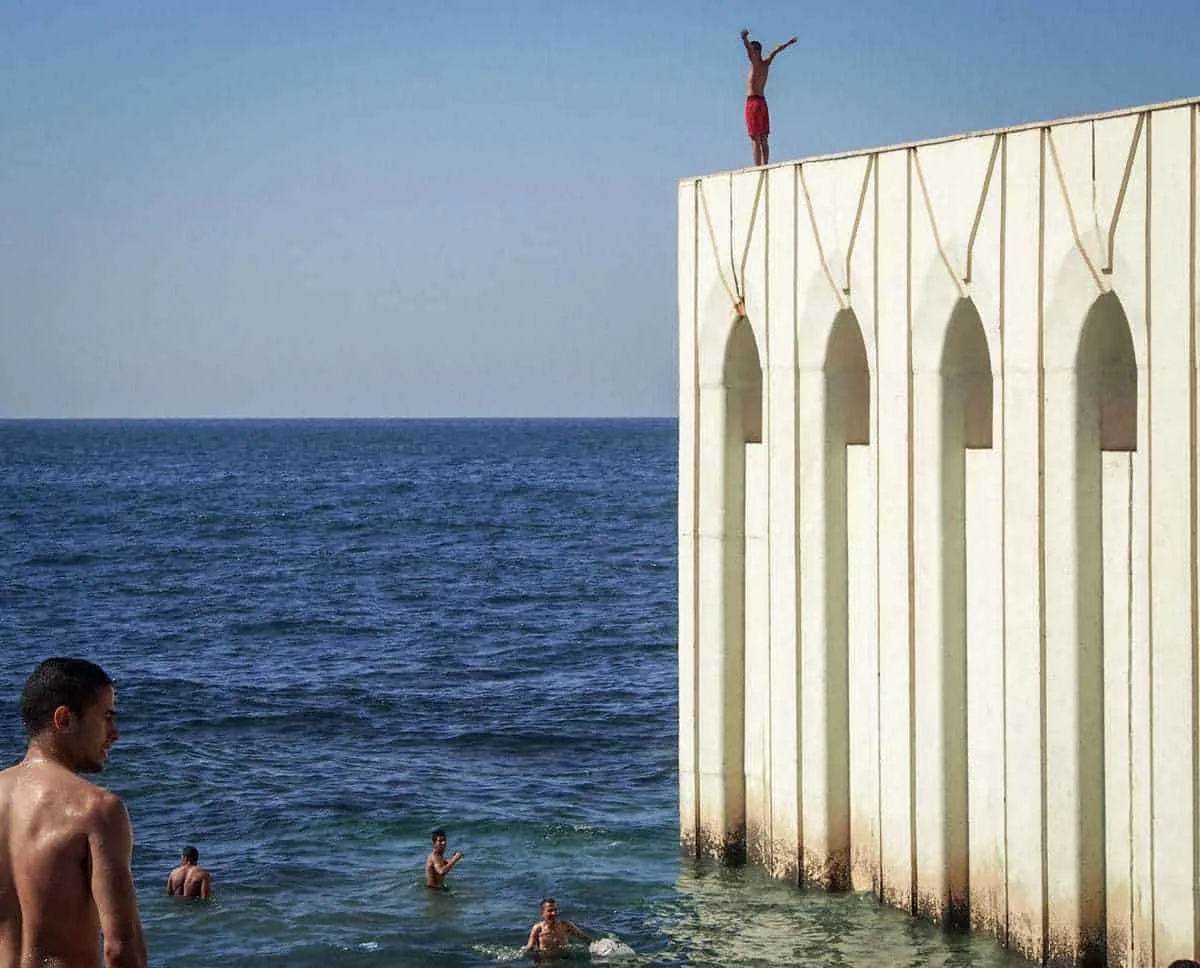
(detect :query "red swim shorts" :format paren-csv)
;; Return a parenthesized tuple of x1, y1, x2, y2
(745, 95, 769, 137)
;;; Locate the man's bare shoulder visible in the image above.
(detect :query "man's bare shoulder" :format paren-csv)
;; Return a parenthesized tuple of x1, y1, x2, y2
(82, 787, 129, 837)
(0, 759, 114, 808)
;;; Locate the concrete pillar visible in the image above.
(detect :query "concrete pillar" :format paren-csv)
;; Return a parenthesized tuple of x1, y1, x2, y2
(874, 148, 916, 912)
(765, 164, 802, 881)
(1001, 126, 1048, 964)
(1146, 106, 1197, 965)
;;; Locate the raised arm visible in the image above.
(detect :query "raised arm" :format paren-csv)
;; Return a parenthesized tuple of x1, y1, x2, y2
(89, 795, 148, 968)
(740, 28, 755, 61)
(431, 850, 464, 875)
(764, 36, 798, 64)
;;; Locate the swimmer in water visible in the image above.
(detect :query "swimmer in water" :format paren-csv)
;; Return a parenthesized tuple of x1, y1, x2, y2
(424, 828, 464, 889)
(520, 897, 595, 960)
(166, 845, 212, 899)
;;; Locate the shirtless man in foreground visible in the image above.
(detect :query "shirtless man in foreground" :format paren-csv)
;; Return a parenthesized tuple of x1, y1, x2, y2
(520, 898, 594, 960)
(0, 657, 147, 968)
(424, 828, 464, 889)
(166, 846, 212, 899)
(741, 28, 798, 166)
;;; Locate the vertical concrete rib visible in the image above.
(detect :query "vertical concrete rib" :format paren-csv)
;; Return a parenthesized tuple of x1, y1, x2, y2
(906, 146, 918, 913)
(793, 163, 805, 879)
(1145, 112, 1155, 968)
(766, 171, 774, 865)
(1037, 126, 1050, 967)
(691, 183, 702, 844)
(873, 145, 884, 897)
(1192, 102, 1199, 962)
(998, 131, 1010, 947)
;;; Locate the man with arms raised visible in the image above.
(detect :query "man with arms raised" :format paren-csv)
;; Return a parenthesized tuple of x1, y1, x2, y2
(0, 658, 147, 968)
(740, 28, 798, 167)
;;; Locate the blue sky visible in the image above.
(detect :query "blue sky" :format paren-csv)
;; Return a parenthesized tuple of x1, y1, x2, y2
(1, 0, 1197, 418)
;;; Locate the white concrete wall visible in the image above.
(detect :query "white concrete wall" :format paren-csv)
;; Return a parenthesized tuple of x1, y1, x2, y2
(678, 98, 1200, 968)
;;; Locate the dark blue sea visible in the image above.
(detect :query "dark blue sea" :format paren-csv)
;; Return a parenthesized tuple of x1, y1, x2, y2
(0, 420, 1028, 966)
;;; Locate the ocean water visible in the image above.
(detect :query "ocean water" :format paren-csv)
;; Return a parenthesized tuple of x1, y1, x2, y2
(0, 419, 1029, 967)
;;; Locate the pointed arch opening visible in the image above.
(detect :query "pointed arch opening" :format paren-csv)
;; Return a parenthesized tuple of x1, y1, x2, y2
(1078, 291, 1137, 453)
(800, 309, 872, 890)
(943, 300, 994, 449)
(939, 298, 995, 930)
(725, 315, 763, 444)
(704, 312, 763, 867)
(1071, 291, 1136, 964)
(827, 309, 871, 446)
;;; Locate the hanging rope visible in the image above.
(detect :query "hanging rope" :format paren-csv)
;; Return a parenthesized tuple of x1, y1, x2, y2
(697, 178, 740, 309)
(797, 164, 848, 309)
(1045, 128, 1106, 294)
(696, 169, 766, 316)
(737, 170, 767, 302)
(912, 148, 969, 300)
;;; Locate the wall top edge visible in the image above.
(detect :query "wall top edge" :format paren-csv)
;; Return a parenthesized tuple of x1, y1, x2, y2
(680, 94, 1200, 185)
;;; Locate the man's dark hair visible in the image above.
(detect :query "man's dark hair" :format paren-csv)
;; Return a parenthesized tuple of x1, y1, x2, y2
(19, 658, 113, 737)
(182, 846, 199, 864)
(541, 897, 556, 908)
(749, 40, 762, 53)
(431, 828, 446, 841)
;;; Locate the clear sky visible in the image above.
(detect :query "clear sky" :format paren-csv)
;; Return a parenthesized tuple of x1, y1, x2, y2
(1, 1, 1197, 418)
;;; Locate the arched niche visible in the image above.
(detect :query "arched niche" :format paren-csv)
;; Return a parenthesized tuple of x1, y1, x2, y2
(1068, 290, 1136, 965)
(811, 307, 871, 891)
(926, 297, 995, 930)
(826, 309, 870, 446)
(942, 299, 993, 450)
(725, 314, 763, 443)
(728, 314, 769, 869)
(1078, 291, 1137, 452)
(693, 311, 763, 866)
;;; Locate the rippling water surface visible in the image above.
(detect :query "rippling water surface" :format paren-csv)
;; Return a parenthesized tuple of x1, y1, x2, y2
(0, 420, 1028, 966)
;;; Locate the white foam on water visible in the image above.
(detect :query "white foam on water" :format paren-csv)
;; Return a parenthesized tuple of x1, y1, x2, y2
(589, 937, 636, 960)
(476, 943, 526, 963)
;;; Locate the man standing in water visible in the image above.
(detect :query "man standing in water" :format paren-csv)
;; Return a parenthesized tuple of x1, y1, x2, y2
(166, 845, 213, 899)
(0, 657, 147, 967)
(520, 898, 595, 959)
(741, 28, 798, 167)
(424, 828, 464, 889)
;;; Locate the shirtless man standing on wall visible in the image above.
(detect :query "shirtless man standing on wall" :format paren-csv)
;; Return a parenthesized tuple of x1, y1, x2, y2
(166, 846, 212, 900)
(741, 28, 798, 167)
(0, 657, 147, 968)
